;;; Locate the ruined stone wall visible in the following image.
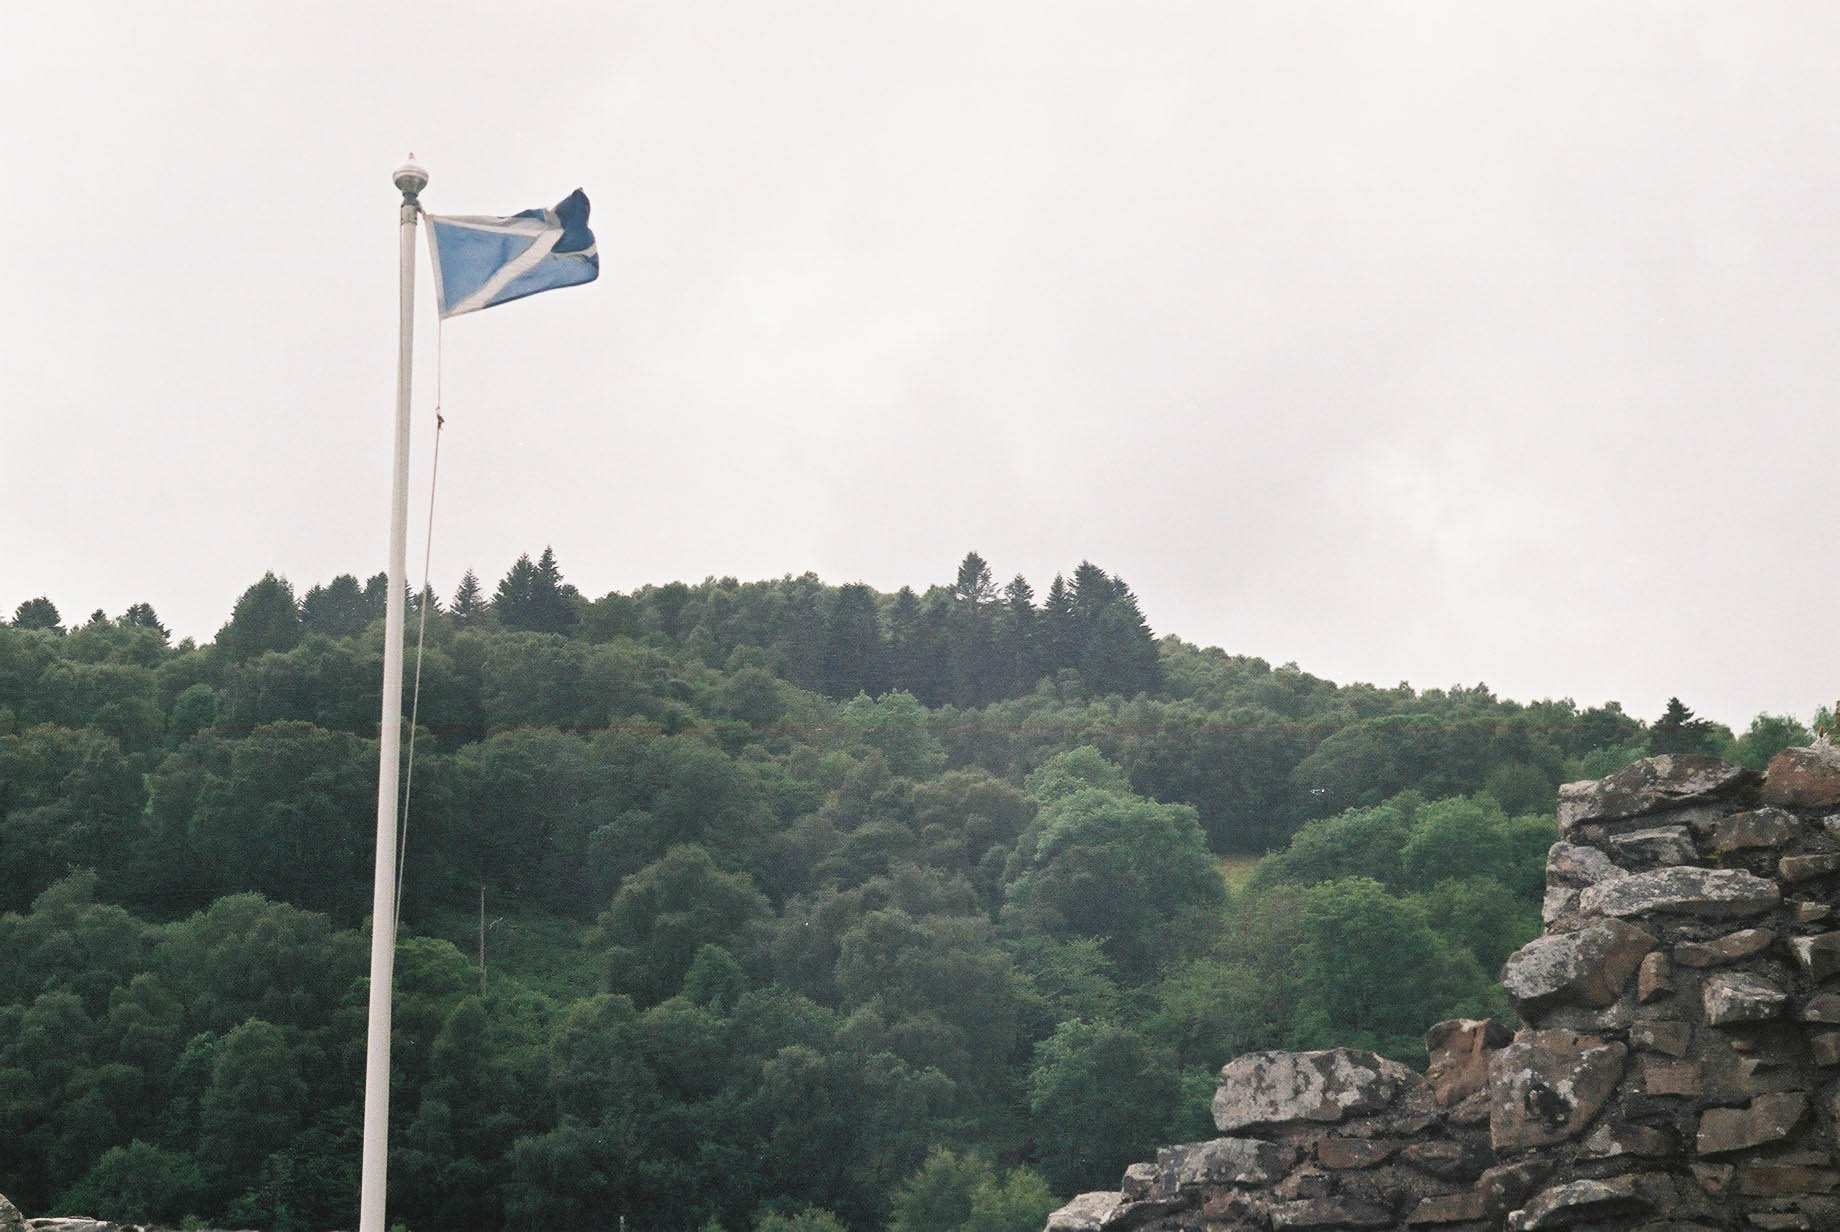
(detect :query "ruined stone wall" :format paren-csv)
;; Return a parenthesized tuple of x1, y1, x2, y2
(1046, 745, 1840, 1232)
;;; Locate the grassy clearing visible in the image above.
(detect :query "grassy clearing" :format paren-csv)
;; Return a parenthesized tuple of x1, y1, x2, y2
(1219, 854, 1261, 892)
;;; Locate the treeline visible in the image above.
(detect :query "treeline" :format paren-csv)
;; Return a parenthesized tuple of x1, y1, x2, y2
(0, 557, 1821, 1232)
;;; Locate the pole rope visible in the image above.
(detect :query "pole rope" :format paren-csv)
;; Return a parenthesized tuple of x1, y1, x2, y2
(393, 315, 443, 941)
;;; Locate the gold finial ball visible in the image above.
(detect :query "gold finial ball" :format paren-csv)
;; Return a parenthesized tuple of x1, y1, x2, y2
(393, 158, 429, 198)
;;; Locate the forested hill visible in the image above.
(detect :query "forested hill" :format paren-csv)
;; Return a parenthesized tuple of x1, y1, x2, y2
(0, 551, 1820, 1232)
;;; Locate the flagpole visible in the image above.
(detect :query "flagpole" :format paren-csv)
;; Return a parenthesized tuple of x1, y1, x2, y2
(360, 156, 426, 1232)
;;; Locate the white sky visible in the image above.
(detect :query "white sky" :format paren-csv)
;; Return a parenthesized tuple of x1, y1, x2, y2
(3, 2, 1836, 731)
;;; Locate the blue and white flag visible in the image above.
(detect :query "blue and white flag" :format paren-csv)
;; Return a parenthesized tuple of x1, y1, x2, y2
(426, 189, 599, 318)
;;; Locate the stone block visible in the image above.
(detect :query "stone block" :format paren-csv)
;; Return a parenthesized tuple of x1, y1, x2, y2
(1737, 1161, 1840, 1195)
(1315, 1138, 1393, 1169)
(1783, 854, 1840, 883)
(1213, 1049, 1417, 1133)
(1812, 1032, 1840, 1066)
(1506, 1175, 1652, 1230)
(1696, 1091, 1809, 1155)
(1045, 1193, 1122, 1232)
(1763, 745, 1840, 810)
(1637, 950, 1673, 1002)
(1610, 824, 1697, 866)
(1268, 1197, 1393, 1229)
(1641, 1057, 1703, 1097)
(1557, 755, 1756, 832)
(1500, 919, 1657, 1018)
(1401, 1139, 1488, 1180)
(1675, 928, 1775, 967)
(1489, 1030, 1627, 1151)
(1156, 1137, 1301, 1191)
(1803, 993, 1840, 1023)
(1630, 1018, 1691, 1056)
(1406, 1192, 1487, 1224)
(1580, 1120, 1672, 1158)
(1423, 1018, 1512, 1107)
(1704, 971, 1789, 1025)
(1578, 866, 1781, 921)
(1707, 807, 1801, 853)
(1791, 932, 1840, 982)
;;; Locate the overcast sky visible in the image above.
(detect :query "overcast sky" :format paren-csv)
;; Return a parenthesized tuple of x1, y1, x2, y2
(3, 3, 1836, 731)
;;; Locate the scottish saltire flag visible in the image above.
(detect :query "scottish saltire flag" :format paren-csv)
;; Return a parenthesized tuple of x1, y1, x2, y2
(426, 189, 599, 318)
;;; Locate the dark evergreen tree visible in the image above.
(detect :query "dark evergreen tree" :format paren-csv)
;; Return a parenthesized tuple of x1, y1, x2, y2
(218, 573, 300, 662)
(450, 568, 489, 627)
(117, 603, 168, 640)
(886, 586, 923, 694)
(527, 546, 576, 635)
(493, 555, 540, 631)
(1002, 574, 1037, 693)
(952, 551, 997, 608)
(362, 572, 390, 621)
(1040, 575, 1075, 675)
(823, 583, 886, 699)
(1648, 696, 1720, 755)
(300, 574, 371, 638)
(12, 596, 63, 633)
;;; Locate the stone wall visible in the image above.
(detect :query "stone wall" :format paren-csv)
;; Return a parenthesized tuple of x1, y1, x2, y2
(1046, 745, 1840, 1232)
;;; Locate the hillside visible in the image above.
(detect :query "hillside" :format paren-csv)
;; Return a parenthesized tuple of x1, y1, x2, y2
(0, 552, 1820, 1232)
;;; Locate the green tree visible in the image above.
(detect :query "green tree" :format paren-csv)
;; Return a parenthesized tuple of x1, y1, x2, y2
(54, 1140, 203, 1224)
(1732, 712, 1813, 771)
(450, 567, 490, 626)
(601, 845, 770, 1006)
(218, 573, 301, 663)
(117, 603, 169, 639)
(12, 596, 64, 633)
(840, 691, 946, 779)
(197, 1019, 308, 1192)
(1648, 697, 1722, 756)
(299, 574, 372, 638)
(891, 1147, 993, 1232)
(1027, 1020, 1178, 1194)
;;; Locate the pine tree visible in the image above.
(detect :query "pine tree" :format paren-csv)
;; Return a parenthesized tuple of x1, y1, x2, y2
(117, 602, 169, 639)
(529, 546, 576, 634)
(450, 568, 489, 627)
(494, 554, 539, 630)
(11, 596, 63, 633)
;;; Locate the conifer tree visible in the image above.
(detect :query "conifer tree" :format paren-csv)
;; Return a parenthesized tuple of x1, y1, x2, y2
(450, 568, 488, 627)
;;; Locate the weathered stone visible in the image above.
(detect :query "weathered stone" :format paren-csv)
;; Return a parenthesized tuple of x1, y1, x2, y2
(1696, 1091, 1809, 1155)
(1557, 755, 1757, 832)
(1213, 1049, 1416, 1133)
(1121, 1162, 1158, 1201)
(1803, 993, 1840, 1023)
(1640, 1057, 1703, 1097)
(1581, 1120, 1672, 1158)
(1637, 950, 1673, 1002)
(1610, 824, 1698, 866)
(1268, 1198, 1393, 1229)
(1500, 919, 1656, 1017)
(1423, 1018, 1512, 1107)
(1400, 1139, 1488, 1179)
(1547, 841, 1619, 885)
(1578, 865, 1781, 920)
(1796, 899, 1836, 923)
(1156, 1137, 1300, 1191)
(1791, 932, 1840, 982)
(1763, 744, 1840, 810)
(1675, 928, 1775, 967)
(1783, 854, 1840, 883)
(1478, 1160, 1554, 1218)
(1707, 807, 1801, 853)
(1746, 1215, 1816, 1231)
(1406, 1192, 1487, 1224)
(1630, 1018, 1691, 1055)
(1737, 1161, 1840, 1194)
(1045, 1194, 1123, 1232)
(1506, 1175, 1651, 1230)
(1313, 1137, 1393, 1169)
(1704, 970, 1790, 1025)
(1692, 1161, 1735, 1194)
(0, 1195, 23, 1232)
(1489, 1030, 1627, 1151)
(1812, 1032, 1840, 1066)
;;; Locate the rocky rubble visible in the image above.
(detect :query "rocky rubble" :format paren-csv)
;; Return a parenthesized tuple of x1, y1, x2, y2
(0, 1191, 260, 1232)
(1045, 746, 1840, 1231)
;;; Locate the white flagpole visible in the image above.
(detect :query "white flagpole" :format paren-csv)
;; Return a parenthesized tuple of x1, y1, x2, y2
(360, 156, 426, 1232)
